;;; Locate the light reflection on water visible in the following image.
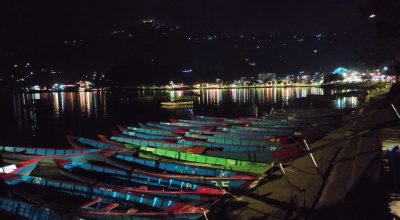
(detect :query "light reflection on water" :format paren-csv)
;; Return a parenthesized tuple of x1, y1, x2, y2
(333, 96, 359, 109)
(12, 87, 359, 135)
(194, 87, 324, 105)
(13, 91, 110, 122)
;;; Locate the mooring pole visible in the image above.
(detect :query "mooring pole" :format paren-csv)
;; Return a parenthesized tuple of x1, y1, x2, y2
(391, 104, 400, 119)
(279, 163, 301, 214)
(303, 139, 322, 177)
(303, 139, 318, 168)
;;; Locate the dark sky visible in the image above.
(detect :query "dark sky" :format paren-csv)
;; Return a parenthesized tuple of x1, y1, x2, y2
(1, 0, 375, 82)
(4, 0, 370, 35)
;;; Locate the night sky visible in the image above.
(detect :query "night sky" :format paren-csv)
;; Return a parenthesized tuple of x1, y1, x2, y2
(1, 0, 376, 84)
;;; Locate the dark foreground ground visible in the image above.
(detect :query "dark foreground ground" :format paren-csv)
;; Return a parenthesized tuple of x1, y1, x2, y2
(210, 84, 399, 220)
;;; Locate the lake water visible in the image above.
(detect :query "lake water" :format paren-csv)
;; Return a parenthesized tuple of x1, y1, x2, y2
(0, 87, 359, 147)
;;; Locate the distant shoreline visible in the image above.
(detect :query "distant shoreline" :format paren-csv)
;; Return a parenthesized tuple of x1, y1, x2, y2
(135, 81, 390, 91)
(5, 81, 390, 94)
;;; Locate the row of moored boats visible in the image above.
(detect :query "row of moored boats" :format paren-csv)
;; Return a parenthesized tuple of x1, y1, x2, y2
(0, 109, 347, 219)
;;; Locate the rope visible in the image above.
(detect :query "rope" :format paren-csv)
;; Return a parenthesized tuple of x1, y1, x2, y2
(221, 189, 239, 199)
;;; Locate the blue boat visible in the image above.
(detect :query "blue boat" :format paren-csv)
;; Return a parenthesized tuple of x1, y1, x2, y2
(67, 135, 122, 150)
(0, 196, 68, 220)
(177, 139, 281, 152)
(2, 174, 209, 220)
(55, 160, 226, 202)
(0, 146, 103, 164)
(146, 122, 212, 131)
(108, 136, 186, 149)
(0, 159, 40, 177)
(101, 151, 255, 189)
(189, 130, 277, 139)
(122, 130, 181, 141)
(217, 127, 293, 136)
(127, 126, 184, 136)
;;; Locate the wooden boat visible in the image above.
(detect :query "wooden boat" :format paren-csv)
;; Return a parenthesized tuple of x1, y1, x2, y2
(71, 135, 207, 155)
(196, 130, 321, 143)
(137, 146, 271, 174)
(171, 119, 227, 126)
(0, 159, 40, 176)
(188, 129, 278, 139)
(110, 135, 279, 153)
(176, 138, 281, 152)
(109, 136, 186, 149)
(207, 147, 303, 163)
(2, 174, 209, 220)
(190, 115, 239, 123)
(128, 144, 302, 163)
(67, 135, 123, 150)
(146, 122, 213, 131)
(123, 130, 181, 141)
(127, 126, 185, 136)
(247, 118, 336, 126)
(101, 151, 255, 189)
(118, 128, 181, 141)
(0, 195, 68, 220)
(161, 101, 193, 106)
(55, 160, 226, 202)
(105, 150, 243, 177)
(0, 146, 104, 164)
(217, 127, 294, 136)
(184, 132, 287, 146)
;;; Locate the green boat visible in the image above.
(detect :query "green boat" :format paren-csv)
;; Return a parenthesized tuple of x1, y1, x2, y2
(127, 126, 182, 136)
(111, 136, 186, 149)
(138, 152, 270, 175)
(133, 145, 272, 175)
(184, 132, 279, 146)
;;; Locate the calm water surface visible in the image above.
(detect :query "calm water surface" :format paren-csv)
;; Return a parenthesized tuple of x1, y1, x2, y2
(0, 87, 359, 147)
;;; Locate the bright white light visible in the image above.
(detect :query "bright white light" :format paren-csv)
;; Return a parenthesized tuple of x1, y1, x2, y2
(369, 14, 376, 18)
(384, 66, 388, 71)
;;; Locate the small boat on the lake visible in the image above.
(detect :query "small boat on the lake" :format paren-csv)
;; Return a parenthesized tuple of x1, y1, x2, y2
(117, 126, 182, 140)
(75, 135, 209, 154)
(171, 119, 227, 126)
(217, 126, 295, 136)
(108, 134, 278, 152)
(108, 136, 186, 149)
(184, 132, 294, 146)
(66, 135, 124, 150)
(189, 130, 278, 139)
(137, 146, 272, 173)
(55, 159, 226, 202)
(2, 174, 209, 220)
(123, 130, 181, 140)
(127, 126, 185, 136)
(146, 122, 214, 131)
(161, 101, 194, 106)
(0, 146, 104, 164)
(101, 151, 256, 189)
(0, 159, 40, 176)
(176, 138, 281, 152)
(0, 195, 68, 220)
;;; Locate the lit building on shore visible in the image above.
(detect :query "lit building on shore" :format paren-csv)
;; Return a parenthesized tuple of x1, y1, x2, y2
(258, 73, 276, 83)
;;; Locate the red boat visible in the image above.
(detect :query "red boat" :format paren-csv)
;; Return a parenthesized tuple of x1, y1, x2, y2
(55, 159, 226, 203)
